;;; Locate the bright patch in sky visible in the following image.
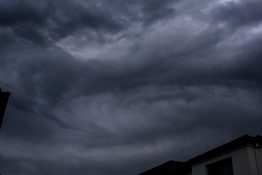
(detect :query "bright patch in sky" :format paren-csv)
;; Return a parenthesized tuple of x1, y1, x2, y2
(218, 0, 241, 4)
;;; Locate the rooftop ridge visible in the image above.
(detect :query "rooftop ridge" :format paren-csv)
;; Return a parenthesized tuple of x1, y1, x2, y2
(187, 135, 262, 164)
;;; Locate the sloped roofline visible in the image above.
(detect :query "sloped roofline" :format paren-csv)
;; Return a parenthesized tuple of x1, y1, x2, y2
(187, 135, 262, 165)
(138, 160, 191, 175)
(138, 135, 262, 174)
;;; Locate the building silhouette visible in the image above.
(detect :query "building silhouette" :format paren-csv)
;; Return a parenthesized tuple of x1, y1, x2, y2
(139, 135, 262, 175)
(139, 160, 191, 175)
(0, 89, 10, 129)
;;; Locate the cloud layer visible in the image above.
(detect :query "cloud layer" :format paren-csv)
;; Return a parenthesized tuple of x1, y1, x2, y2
(0, 0, 262, 174)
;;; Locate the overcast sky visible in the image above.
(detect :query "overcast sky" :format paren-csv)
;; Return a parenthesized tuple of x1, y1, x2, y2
(0, 0, 262, 174)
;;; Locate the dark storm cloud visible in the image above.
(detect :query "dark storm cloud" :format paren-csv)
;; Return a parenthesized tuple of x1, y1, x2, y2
(0, 0, 50, 44)
(0, 0, 181, 46)
(0, 0, 123, 45)
(0, 0, 262, 175)
(212, 0, 262, 28)
(139, 0, 176, 25)
(0, 1, 47, 26)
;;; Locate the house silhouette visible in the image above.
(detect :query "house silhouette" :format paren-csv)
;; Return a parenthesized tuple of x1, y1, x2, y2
(139, 135, 262, 175)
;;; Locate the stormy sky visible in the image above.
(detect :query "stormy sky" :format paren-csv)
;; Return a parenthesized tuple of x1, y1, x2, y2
(0, 0, 262, 174)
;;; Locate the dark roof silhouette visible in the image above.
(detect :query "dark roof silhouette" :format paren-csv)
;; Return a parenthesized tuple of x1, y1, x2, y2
(188, 135, 262, 164)
(138, 135, 262, 174)
(0, 89, 11, 128)
(138, 160, 191, 175)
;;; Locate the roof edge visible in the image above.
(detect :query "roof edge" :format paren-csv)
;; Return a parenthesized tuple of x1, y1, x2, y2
(187, 135, 262, 165)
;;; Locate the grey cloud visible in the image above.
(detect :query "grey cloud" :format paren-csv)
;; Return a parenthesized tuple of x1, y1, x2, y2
(0, 0, 262, 174)
(140, 0, 177, 25)
(0, 0, 123, 45)
(0, 0, 182, 46)
(0, 1, 48, 26)
(212, 0, 262, 28)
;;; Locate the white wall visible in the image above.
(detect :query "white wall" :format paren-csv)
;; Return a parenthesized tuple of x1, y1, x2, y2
(247, 146, 259, 175)
(256, 147, 262, 175)
(191, 146, 256, 175)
